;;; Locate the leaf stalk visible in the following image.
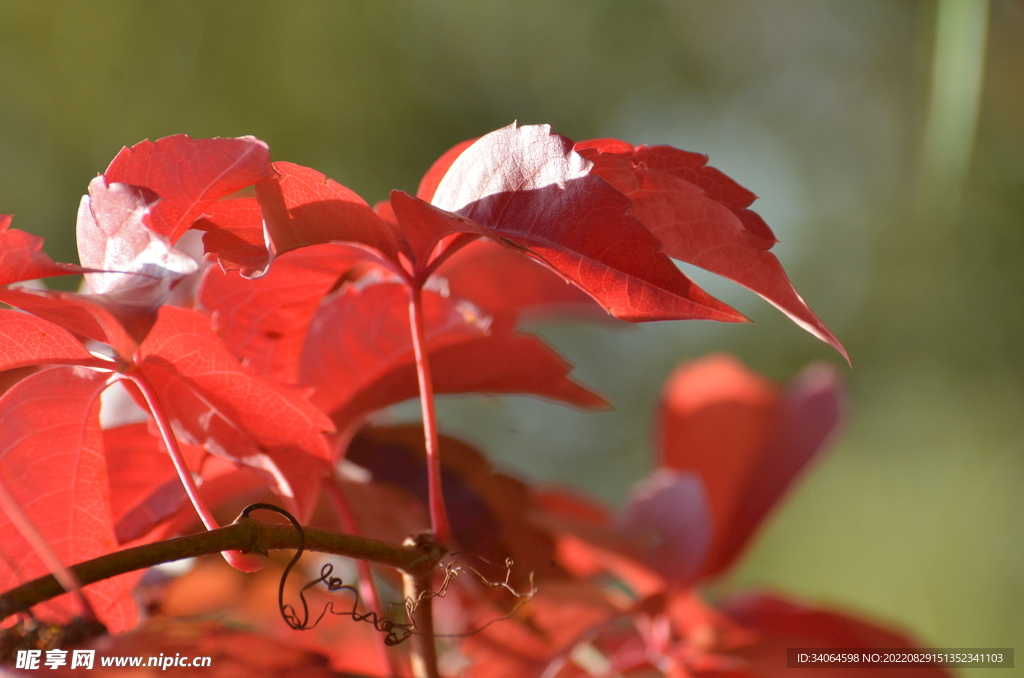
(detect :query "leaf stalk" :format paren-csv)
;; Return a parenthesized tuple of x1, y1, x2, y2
(406, 285, 451, 546)
(124, 372, 267, 572)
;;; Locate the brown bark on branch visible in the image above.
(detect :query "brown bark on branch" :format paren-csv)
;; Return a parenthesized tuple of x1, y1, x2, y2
(0, 515, 443, 623)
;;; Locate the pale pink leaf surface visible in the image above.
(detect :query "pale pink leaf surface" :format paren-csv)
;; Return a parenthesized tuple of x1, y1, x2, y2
(77, 177, 198, 309)
(0, 367, 137, 632)
(415, 138, 477, 202)
(425, 123, 746, 322)
(103, 135, 275, 242)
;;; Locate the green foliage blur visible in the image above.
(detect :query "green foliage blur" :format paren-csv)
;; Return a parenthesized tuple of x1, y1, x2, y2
(2, 1, 1021, 670)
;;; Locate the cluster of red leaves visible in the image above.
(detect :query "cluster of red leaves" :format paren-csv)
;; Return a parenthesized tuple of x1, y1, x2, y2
(0, 125, 939, 677)
(295, 356, 946, 678)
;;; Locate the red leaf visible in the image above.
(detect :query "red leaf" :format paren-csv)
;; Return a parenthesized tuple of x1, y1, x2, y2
(0, 310, 95, 371)
(390, 191, 483, 276)
(436, 238, 605, 322)
(0, 288, 139, 360)
(657, 354, 844, 578)
(299, 282, 604, 441)
(136, 307, 334, 465)
(422, 123, 746, 322)
(416, 138, 477, 202)
(395, 124, 843, 348)
(300, 282, 486, 424)
(254, 161, 403, 270)
(346, 425, 558, 579)
(104, 135, 275, 242)
(198, 243, 373, 383)
(721, 593, 954, 678)
(709, 363, 844, 579)
(532, 487, 667, 601)
(424, 327, 608, 408)
(617, 469, 712, 589)
(0, 214, 84, 286)
(576, 140, 848, 362)
(331, 477, 431, 546)
(193, 198, 271, 274)
(103, 423, 196, 544)
(0, 367, 138, 632)
(106, 422, 329, 535)
(247, 446, 331, 523)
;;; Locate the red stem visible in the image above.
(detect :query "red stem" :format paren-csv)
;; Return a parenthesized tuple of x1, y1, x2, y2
(325, 480, 397, 677)
(125, 372, 264, 572)
(406, 285, 451, 545)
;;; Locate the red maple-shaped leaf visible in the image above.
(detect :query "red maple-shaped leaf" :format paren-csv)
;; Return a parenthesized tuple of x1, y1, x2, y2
(0, 214, 85, 286)
(0, 367, 138, 632)
(656, 354, 844, 579)
(576, 139, 848, 362)
(193, 125, 765, 328)
(112, 126, 842, 359)
(104, 135, 275, 243)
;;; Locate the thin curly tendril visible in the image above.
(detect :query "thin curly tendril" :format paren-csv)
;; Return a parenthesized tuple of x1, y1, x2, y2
(238, 504, 538, 646)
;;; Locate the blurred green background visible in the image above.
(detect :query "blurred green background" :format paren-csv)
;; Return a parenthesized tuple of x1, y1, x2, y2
(2, 0, 1021, 672)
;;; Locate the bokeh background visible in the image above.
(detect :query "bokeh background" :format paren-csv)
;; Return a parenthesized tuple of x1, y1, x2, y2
(2, 0, 1021, 673)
